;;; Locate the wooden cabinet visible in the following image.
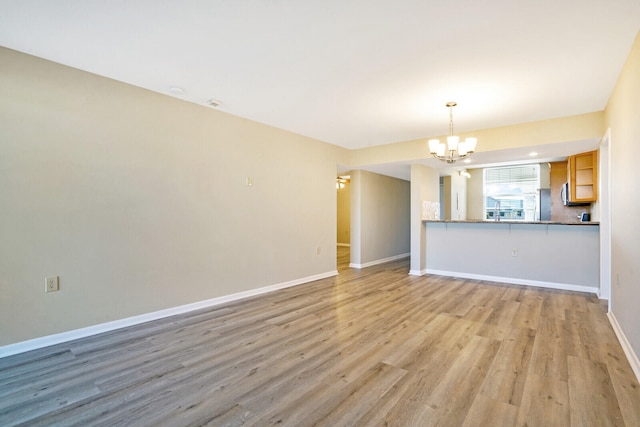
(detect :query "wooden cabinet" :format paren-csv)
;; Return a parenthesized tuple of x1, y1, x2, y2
(568, 150, 597, 203)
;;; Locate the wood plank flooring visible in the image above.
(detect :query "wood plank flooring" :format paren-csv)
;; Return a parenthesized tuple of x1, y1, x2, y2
(2, 246, 640, 426)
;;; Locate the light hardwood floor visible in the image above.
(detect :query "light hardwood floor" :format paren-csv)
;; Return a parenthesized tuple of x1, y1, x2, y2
(1, 247, 639, 426)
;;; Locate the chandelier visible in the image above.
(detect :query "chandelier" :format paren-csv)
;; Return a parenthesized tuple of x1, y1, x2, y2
(428, 102, 477, 164)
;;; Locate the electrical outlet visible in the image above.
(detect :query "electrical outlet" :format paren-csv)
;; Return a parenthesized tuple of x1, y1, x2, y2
(45, 276, 59, 292)
(511, 249, 518, 257)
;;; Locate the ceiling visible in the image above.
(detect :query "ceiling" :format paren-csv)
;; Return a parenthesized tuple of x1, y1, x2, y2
(356, 137, 601, 181)
(0, 1, 638, 154)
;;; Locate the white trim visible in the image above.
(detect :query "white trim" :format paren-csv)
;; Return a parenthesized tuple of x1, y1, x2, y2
(337, 243, 351, 247)
(608, 312, 640, 384)
(0, 270, 338, 359)
(409, 269, 427, 276)
(599, 129, 612, 306)
(425, 269, 599, 295)
(349, 253, 410, 269)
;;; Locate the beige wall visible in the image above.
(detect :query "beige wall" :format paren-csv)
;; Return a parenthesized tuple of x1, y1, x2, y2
(410, 164, 439, 274)
(442, 177, 452, 220)
(336, 181, 351, 245)
(605, 31, 640, 358)
(350, 170, 410, 265)
(0, 47, 349, 345)
(467, 169, 484, 220)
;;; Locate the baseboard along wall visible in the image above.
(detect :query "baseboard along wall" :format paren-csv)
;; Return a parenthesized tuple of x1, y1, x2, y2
(608, 312, 640, 385)
(349, 253, 409, 269)
(0, 270, 338, 358)
(424, 269, 599, 295)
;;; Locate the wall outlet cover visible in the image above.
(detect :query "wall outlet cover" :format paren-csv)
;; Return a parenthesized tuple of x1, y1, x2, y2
(45, 276, 59, 292)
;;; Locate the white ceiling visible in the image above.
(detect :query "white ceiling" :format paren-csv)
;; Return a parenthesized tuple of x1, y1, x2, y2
(0, 1, 638, 152)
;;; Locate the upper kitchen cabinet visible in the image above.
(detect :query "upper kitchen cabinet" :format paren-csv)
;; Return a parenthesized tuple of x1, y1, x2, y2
(568, 150, 597, 203)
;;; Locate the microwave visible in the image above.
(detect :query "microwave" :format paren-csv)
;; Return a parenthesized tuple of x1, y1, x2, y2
(561, 182, 590, 206)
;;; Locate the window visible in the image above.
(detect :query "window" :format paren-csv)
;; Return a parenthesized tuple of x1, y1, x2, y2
(484, 165, 540, 221)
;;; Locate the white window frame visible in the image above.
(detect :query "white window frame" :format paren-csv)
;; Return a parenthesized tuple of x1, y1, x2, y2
(483, 164, 541, 221)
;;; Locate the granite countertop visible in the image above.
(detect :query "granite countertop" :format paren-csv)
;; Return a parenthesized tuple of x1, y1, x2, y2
(423, 220, 599, 226)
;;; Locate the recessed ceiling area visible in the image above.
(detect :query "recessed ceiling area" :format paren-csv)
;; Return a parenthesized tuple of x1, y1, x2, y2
(0, 1, 638, 153)
(359, 137, 601, 181)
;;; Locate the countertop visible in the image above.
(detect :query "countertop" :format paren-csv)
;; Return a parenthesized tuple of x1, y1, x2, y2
(423, 220, 599, 226)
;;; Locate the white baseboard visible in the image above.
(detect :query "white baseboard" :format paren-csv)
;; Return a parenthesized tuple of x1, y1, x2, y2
(0, 270, 338, 359)
(349, 253, 410, 269)
(408, 269, 427, 276)
(337, 243, 351, 247)
(425, 269, 599, 295)
(596, 289, 610, 302)
(608, 312, 640, 384)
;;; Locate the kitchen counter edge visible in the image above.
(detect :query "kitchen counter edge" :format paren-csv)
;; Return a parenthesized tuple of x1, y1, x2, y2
(423, 220, 599, 226)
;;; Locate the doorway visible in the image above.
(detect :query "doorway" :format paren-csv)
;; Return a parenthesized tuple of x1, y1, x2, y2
(336, 174, 351, 270)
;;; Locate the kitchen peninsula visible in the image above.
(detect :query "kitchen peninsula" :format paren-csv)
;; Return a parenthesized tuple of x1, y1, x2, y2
(423, 220, 600, 295)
